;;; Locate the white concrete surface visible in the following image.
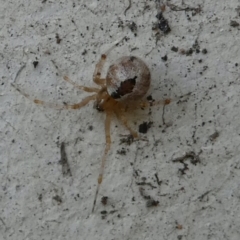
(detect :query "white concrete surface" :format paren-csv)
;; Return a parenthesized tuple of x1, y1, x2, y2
(1, 0, 240, 239)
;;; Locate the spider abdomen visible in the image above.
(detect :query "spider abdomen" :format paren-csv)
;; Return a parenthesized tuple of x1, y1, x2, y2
(106, 56, 151, 102)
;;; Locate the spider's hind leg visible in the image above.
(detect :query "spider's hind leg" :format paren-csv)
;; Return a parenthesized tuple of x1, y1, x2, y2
(141, 92, 192, 108)
(114, 107, 139, 139)
(92, 110, 113, 213)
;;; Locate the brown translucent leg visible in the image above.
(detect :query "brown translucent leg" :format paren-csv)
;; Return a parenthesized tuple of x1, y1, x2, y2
(34, 94, 96, 109)
(114, 108, 139, 139)
(92, 110, 113, 213)
(140, 99, 171, 108)
(140, 92, 192, 108)
(93, 53, 107, 87)
(12, 84, 97, 110)
(93, 37, 126, 86)
(63, 76, 99, 93)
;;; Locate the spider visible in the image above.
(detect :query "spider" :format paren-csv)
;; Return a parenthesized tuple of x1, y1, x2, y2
(12, 39, 175, 212)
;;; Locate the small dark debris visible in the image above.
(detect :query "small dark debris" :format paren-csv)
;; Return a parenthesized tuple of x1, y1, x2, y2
(179, 49, 186, 55)
(176, 222, 183, 230)
(160, 4, 166, 12)
(88, 125, 93, 131)
(171, 46, 178, 52)
(82, 49, 87, 55)
(101, 196, 108, 205)
(198, 190, 211, 201)
(133, 169, 139, 177)
(179, 48, 193, 56)
(139, 187, 159, 208)
(230, 20, 239, 27)
(139, 121, 152, 134)
(209, 131, 219, 141)
(44, 50, 51, 55)
(202, 48, 208, 54)
(38, 194, 42, 201)
(55, 33, 62, 44)
(109, 210, 118, 214)
(100, 210, 108, 215)
(161, 55, 168, 61)
(185, 48, 193, 56)
(203, 66, 208, 71)
(141, 177, 146, 182)
(146, 199, 159, 207)
(154, 173, 162, 186)
(130, 56, 136, 61)
(177, 235, 183, 240)
(156, 12, 171, 34)
(117, 148, 126, 155)
(172, 151, 202, 165)
(236, 6, 240, 16)
(120, 134, 134, 145)
(136, 181, 157, 189)
(192, 40, 200, 49)
(147, 95, 153, 101)
(59, 142, 72, 177)
(128, 21, 137, 33)
(33, 61, 39, 68)
(139, 187, 151, 200)
(178, 163, 189, 175)
(53, 195, 62, 204)
(167, 3, 202, 15)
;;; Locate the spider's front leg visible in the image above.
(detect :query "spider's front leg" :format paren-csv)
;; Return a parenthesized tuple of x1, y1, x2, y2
(11, 84, 97, 110)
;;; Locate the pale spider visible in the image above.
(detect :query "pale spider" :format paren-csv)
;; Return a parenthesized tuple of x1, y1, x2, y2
(13, 39, 175, 212)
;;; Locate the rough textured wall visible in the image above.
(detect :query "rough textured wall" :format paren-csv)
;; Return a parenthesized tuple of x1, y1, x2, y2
(1, 0, 240, 239)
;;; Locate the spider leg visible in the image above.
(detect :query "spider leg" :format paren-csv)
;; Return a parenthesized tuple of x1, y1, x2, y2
(93, 53, 107, 86)
(63, 76, 99, 93)
(140, 98, 171, 108)
(114, 107, 139, 139)
(33, 95, 97, 110)
(12, 84, 96, 109)
(141, 92, 192, 108)
(93, 37, 126, 86)
(50, 60, 99, 93)
(92, 110, 113, 213)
